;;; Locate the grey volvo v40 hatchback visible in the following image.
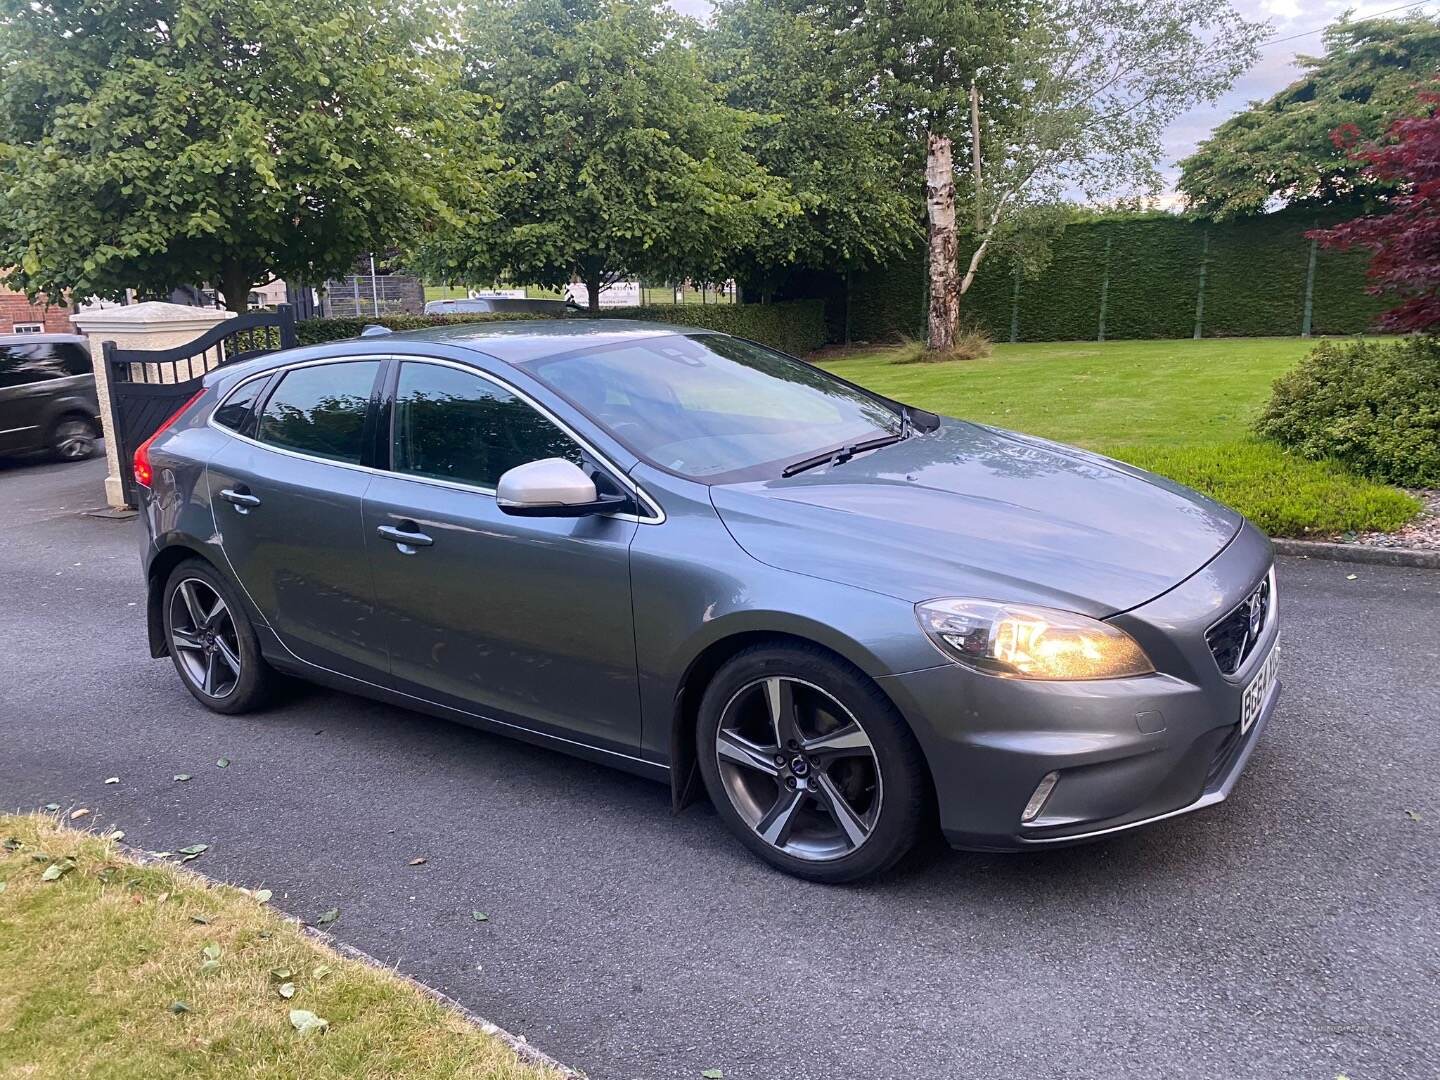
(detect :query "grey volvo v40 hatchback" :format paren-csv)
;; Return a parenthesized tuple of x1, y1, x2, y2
(135, 321, 1279, 882)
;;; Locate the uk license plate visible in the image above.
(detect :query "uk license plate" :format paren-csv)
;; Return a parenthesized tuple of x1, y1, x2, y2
(1240, 642, 1279, 734)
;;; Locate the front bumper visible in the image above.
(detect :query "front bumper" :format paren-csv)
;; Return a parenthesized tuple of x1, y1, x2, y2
(881, 522, 1279, 851)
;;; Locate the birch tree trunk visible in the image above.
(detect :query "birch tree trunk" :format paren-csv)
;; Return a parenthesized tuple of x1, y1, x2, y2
(925, 133, 959, 352)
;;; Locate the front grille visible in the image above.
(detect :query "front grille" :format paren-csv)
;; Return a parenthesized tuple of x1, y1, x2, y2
(1206, 572, 1272, 675)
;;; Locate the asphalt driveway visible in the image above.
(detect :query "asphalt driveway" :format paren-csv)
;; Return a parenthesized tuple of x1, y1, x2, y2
(2, 454, 1437, 1080)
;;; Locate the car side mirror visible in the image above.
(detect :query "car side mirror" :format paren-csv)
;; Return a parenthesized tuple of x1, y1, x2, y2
(495, 458, 627, 517)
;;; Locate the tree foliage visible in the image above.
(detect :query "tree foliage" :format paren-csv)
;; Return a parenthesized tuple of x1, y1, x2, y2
(415, 0, 793, 312)
(705, 0, 919, 296)
(1179, 15, 1440, 217)
(1310, 90, 1440, 333)
(0, 0, 488, 311)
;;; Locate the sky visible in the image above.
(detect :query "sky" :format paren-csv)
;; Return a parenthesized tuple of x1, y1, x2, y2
(669, 0, 1438, 203)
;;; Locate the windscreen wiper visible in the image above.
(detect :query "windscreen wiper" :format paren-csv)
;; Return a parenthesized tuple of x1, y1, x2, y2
(781, 430, 908, 478)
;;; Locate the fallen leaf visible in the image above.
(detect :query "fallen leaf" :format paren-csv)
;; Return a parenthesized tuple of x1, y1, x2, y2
(70, 808, 91, 820)
(316, 908, 339, 927)
(702, 1071, 724, 1079)
(253, 889, 272, 903)
(289, 1009, 329, 1036)
(199, 958, 220, 975)
(156, 891, 169, 904)
(270, 968, 294, 981)
(311, 964, 332, 980)
(105, 830, 125, 842)
(472, 911, 489, 923)
(169, 1001, 190, 1015)
(29, 852, 49, 862)
(1346, 574, 1357, 580)
(41, 859, 75, 882)
(201, 942, 221, 961)
(104, 777, 120, 785)
(153, 852, 174, 859)
(215, 758, 229, 768)
(190, 914, 210, 925)
(408, 857, 427, 866)
(2, 838, 20, 851)
(173, 775, 191, 782)
(0, 881, 7, 893)
(279, 982, 296, 999)
(178, 844, 208, 857)
(1404, 809, 1422, 822)
(43, 803, 59, 812)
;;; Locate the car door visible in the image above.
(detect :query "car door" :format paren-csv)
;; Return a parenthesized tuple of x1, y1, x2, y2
(207, 358, 389, 680)
(0, 343, 61, 453)
(362, 358, 643, 754)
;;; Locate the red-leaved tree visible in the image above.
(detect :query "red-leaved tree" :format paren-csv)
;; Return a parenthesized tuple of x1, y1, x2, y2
(1311, 89, 1440, 333)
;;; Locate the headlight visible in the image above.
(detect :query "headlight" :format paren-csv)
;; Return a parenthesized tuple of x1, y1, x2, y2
(916, 598, 1154, 680)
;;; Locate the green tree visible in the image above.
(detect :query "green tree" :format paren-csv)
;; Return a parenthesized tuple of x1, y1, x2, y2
(1179, 15, 1440, 218)
(799, 0, 1262, 352)
(418, 0, 793, 314)
(706, 1, 920, 303)
(0, 0, 493, 312)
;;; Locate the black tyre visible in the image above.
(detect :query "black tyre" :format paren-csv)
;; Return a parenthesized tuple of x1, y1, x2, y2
(696, 642, 929, 883)
(162, 559, 274, 714)
(48, 415, 98, 461)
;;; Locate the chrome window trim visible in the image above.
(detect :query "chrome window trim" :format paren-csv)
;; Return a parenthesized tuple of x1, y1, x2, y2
(206, 353, 665, 525)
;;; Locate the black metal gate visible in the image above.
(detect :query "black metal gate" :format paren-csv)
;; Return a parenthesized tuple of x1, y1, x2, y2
(103, 305, 297, 505)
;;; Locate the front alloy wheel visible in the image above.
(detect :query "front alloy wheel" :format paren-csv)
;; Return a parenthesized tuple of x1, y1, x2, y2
(169, 578, 243, 699)
(697, 643, 928, 882)
(716, 676, 882, 861)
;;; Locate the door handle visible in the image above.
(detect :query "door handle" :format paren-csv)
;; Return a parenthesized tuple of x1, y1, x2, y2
(377, 523, 434, 552)
(219, 488, 261, 513)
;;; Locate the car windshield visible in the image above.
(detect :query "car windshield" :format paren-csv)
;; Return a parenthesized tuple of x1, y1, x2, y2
(522, 334, 901, 481)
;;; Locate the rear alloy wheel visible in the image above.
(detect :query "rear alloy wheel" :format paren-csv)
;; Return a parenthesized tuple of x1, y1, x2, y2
(697, 644, 928, 882)
(49, 417, 98, 461)
(162, 560, 273, 714)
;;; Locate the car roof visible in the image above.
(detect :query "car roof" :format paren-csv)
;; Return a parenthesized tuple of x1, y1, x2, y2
(378, 318, 709, 363)
(0, 333, 87, 345)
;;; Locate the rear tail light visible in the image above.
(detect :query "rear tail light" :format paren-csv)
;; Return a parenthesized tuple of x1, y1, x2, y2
(133, 389, 205, 489)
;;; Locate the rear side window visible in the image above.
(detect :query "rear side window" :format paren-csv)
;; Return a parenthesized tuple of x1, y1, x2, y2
(256, 361, 379, 464)
(392, 362, 582, 489)
(0, 343, 64, 386)
(213, 376, 269, 432)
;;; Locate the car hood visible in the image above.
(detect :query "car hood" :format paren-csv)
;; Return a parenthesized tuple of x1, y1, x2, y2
(709, 421, 1243, 617)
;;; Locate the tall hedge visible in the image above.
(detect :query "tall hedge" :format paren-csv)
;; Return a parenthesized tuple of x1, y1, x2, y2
(849, 209, 1385, 344)
(292, 299, 826, 356)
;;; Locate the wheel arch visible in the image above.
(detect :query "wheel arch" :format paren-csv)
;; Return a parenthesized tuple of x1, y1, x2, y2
(667, 627, 932, 814)
(145, 542, 221, 658)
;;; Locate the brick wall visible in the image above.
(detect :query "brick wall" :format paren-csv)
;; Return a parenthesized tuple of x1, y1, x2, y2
(0, 287, 74, 333)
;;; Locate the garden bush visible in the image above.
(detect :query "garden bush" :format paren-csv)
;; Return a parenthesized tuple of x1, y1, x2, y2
(293, 299, 827, 356)
(1256, 336, 1440, 487)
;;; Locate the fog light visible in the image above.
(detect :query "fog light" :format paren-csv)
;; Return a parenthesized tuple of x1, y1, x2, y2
(1021, 771, 1060, 823)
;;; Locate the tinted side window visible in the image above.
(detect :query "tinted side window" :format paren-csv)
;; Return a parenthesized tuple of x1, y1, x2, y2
(392, 362, 582, 489)
(0, 343, 63, 387)
(56, 343, 93, 376)
(213, 376, 269, 432)
(256, 362, 379, 464)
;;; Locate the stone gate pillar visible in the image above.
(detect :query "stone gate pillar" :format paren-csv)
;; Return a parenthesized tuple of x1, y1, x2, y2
(72, 302, 233, 508)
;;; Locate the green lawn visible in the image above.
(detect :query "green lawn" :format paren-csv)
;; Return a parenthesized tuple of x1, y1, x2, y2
(820, 338, 1420, 537)
(0, 814, 559, 1080)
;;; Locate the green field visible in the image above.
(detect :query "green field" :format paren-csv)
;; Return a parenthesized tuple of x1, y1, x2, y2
(821, 338, 1419, 537)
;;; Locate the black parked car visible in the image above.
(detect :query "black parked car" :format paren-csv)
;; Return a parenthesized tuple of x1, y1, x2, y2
(0, 334, 101, 461)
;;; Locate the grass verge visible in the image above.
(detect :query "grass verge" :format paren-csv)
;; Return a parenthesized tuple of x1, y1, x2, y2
(820, 338, 1422, 537)
(0, 813, 561, 1080)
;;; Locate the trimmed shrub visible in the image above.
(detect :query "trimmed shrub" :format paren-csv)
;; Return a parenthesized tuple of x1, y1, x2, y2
(1256, 336, 1440, 487)
(591, 300, 827, 355)
(294, 312, 548, 346)
(293, 299, 826, 356)
(1102, 439, 1421, 538)
(848, 208, 1384, 344)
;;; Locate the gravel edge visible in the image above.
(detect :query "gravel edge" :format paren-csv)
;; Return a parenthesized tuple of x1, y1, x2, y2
(1271, 537, 1440, 569)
